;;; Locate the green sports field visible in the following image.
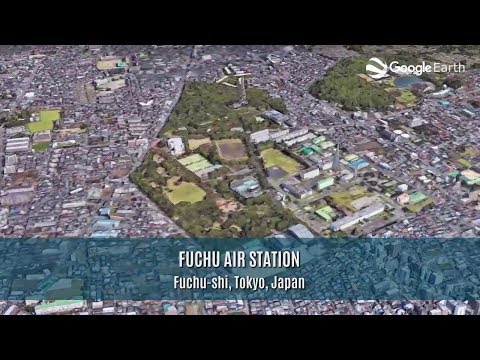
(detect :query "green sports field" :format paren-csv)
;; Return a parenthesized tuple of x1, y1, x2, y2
(260, 148, 303, 174)
(27, 110, 61, 134)
(32, 142, 50, 152)
(164, 177, 206, 205)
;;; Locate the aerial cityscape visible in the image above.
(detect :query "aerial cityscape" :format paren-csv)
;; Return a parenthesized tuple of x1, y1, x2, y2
(1, 45, 480, 315)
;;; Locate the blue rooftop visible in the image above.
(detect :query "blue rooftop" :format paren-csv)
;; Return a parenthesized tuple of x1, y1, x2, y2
(91, 230, 119, 238)
(348, 159, 368, 169)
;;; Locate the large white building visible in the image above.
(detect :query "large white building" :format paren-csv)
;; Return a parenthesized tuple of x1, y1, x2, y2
(35, 300, 86, 315)
(250, 129, 270, 144)
(269, 129, 290, 141)
(167, 137, 185, 156)
(6, 137, 30, 153)
(284, 133, 315, 147)
(275, 128, 309, 143)
(299, 167, 320, 180)
(330, 203, 385, 231)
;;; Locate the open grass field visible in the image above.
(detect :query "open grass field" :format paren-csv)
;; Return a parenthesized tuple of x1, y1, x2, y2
(27, 110, 61, 134)
(328, 186, 373, 211)
(188, 138, 212, 150)
(164, 176, 206, 205)
(32, 141, 50, 152)
(457, 158, 472, 168)
(385, 87, 417, 106)
(215, 138, 248, 161)
(260, 148, 303, 174)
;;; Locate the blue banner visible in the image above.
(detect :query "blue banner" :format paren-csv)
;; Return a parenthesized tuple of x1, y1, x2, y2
(0, 237, 479, 300)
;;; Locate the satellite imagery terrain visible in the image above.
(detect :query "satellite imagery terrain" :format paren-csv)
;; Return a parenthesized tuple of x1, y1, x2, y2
(1, 45, 480, 315)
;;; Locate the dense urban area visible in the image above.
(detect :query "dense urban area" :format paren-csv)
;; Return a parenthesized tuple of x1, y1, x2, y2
(1, 45, 480, 315)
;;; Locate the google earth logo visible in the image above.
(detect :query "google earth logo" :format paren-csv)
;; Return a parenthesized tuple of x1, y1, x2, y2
(366, 57, 389, 79)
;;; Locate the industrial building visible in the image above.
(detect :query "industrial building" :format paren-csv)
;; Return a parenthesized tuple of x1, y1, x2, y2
(288, 224, 315, 239)
(330, 203, 385, 232)
(262, 110, 289, 125)
(318, 140, 335, 150)
(33, 130, 51, 143)
(91, 230, 120, 238)
(322, 162, 333, 171)
(4, 154, 18, 175)
(317, 177, 334, 190)
(348, 159, 369, 170)
(230, 176, 263, 199)
(299, 147, 313, 156)
(315, 206, 335, 222)
(284, 133, 315, 147)
(275, 128, 308, 143)
(281, 181, 313, 199)
(299, 167, 320, 180)
(6, 137, 30, 153)
(62, 201, 87, 209)
(312, 136, 326, 144)
(344, 154, 358, 162)
(249, 129, 270, 144)
(269, 129, 290, 141)
(35, 300, 86, 315)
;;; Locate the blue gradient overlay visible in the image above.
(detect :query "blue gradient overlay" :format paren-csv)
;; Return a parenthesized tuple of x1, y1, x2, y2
(0, 237, 479, 300)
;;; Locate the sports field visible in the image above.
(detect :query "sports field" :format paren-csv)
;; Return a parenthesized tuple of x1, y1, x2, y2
(27, 110, 61, 134)
(328, 186, 371, 211)
(32, 142, 50, 152)
(385, 87, 417, 107)
(164, 177, 206, 205)
(215, 138, 248, 161)
(260, 148, 303, 174)
(188, 138, 212, 150)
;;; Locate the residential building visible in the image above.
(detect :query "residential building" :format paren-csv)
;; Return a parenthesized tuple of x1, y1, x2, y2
(408, 117, 424, 127)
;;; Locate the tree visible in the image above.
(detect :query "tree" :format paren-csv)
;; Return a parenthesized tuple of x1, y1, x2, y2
(445, 75, 464, 89)
(216, 181, 231, 195)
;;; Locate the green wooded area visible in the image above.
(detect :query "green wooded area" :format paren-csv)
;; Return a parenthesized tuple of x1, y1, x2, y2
(131, 81, 300, 240)
(308, 57, 394, 111)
